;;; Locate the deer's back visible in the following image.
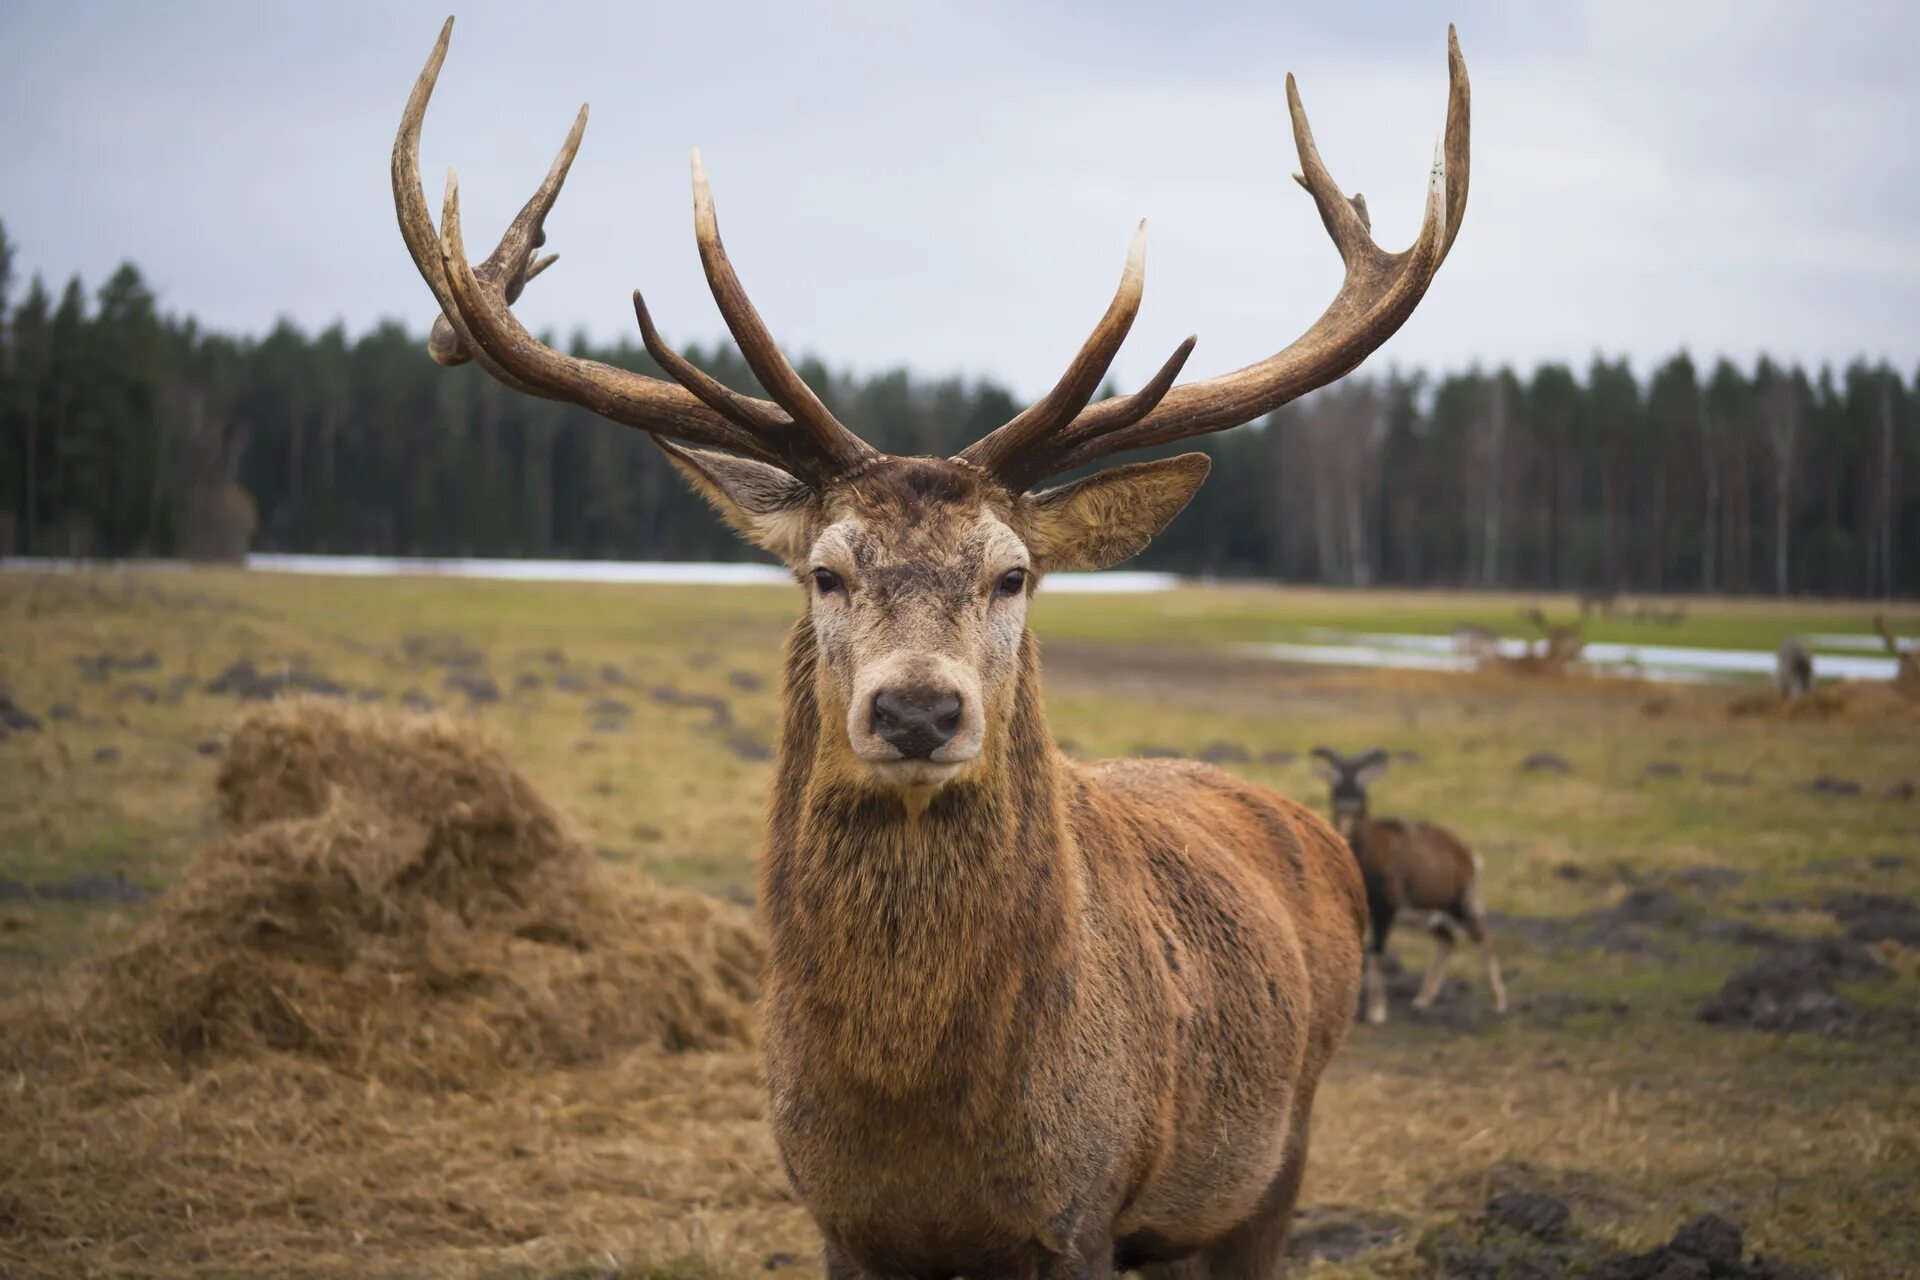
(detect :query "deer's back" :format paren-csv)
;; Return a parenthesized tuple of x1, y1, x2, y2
(1356, 816, 1478, 911)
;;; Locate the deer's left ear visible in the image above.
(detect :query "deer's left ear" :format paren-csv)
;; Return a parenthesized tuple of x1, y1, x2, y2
(1021, 453, 1211, 573)
(657, 440, 817, 565)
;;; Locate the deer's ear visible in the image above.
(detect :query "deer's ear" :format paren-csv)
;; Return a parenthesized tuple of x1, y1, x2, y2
(658, 441, 817, 565)
(1021, 453, 1210, 573)
(1354, 750, 1392, 786)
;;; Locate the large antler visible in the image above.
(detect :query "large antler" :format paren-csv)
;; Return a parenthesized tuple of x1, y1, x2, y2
(393, 17, 873, 485)
(962, 27, 1470, 490)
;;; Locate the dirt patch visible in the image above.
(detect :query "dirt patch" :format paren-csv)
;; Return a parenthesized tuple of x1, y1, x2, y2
(0, 871, 155, 905)
(208, 658, 351, 702)
(1697, 938, 1895, 1036)
(399, 631, 485, 669)
(1369, 953, 1621, 1032)
(1729, 686, 1847, 720)
(0, 690, 43, 732)
(1496, 881, 1791, 961)
(442, 670, 502, 703)
(1520, 751, 1573, 774)
(1823, 892, 1920, 947)
(653, 685, 735, 729)
(1419, 1193, 1811, 1280)
(1284, 1204, 1408, 1264)
(72, 650, 160, 683)
(725, 730, 775, 763)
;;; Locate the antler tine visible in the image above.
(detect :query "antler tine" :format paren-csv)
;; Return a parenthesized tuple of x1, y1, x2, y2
(689, 151, 877, 477)
(958, 222, 1150, 482)
(1003, 26, 1470, 485)
(633, 288, 872, 484)
(433, 169, 785, 466)
(392, 18, 588, 375)
(392, 17, 888, 478)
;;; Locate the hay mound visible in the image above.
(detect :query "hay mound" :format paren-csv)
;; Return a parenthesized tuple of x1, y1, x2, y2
(86, 701, 761, 1085)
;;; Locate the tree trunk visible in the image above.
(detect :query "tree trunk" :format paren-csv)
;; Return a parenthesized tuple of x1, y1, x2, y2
(1879, 377, 1896, 599)
(1766, 375, 1798, 596)
(1699, 400, 1719, 592)
(1479, 377, 1507, 586)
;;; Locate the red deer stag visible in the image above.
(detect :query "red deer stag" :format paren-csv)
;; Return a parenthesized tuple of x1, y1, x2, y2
(392, 18, 1470, 1278)
(1311, 748, 1506, 1024)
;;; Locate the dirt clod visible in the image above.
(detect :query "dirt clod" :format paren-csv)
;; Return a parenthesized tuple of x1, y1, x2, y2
(1485, 1191, 1571, 1240)
(1697, 937, 1889, 1035)
(442, 670, 501, 703)
(0, 691, 44, 732)
(1823, 891, 1920, 947)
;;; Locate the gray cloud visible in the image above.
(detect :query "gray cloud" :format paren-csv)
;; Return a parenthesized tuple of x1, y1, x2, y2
(2, 0, 1914, 400)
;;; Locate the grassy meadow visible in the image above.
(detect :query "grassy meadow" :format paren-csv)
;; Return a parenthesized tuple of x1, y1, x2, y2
(1, 567, 1917, 1278)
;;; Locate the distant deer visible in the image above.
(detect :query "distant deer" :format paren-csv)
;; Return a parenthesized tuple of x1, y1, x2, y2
(1451, 622, 1500, 663)
(1487, 609, 1584, 675)
(393, 19, 1472, 1279)
(1775, 638, 1813, 700)
(1311, 748, 1507, 1024)
(1874, 615, 1920, 696)
(1577, 587, 1619, 618)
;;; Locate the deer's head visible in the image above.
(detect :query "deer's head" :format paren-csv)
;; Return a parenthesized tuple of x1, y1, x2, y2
(1311, 747, 1390, 841)
(392, 17, 1470, 796)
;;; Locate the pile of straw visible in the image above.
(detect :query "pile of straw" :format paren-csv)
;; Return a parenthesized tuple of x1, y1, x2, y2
(87, 701, 762, 1084)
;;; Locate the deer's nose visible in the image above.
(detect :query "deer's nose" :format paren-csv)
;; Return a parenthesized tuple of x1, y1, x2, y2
(870, 686, 963, 760)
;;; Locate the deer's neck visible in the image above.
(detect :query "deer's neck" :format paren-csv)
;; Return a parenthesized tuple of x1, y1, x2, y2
(759, 618, 1075, 1093)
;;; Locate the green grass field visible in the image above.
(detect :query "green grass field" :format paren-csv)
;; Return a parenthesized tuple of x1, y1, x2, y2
(1, 568, 1917, 1278)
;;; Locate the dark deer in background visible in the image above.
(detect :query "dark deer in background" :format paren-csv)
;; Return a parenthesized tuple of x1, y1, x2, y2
(1311, 747, 1506, 1024)
(1775, 638, 1813, 701)
(393, 18, 1470, 1278)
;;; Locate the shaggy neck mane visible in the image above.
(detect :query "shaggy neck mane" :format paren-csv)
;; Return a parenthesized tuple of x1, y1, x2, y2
(759, 617, 1078, 1096)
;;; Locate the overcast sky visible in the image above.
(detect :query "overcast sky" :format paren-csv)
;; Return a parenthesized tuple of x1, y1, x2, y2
(3, 1, 1915, 399)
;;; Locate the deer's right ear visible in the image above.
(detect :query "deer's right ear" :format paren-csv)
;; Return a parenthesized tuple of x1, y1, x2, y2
(658, 441, 817, 564)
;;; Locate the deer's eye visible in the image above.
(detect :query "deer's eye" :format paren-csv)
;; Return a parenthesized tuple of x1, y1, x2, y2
(811, 568, 844, 596)
(994, 568, 1028, 599)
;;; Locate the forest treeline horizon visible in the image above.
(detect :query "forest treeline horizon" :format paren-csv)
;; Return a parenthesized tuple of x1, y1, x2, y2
(1, 223, 1914, 597)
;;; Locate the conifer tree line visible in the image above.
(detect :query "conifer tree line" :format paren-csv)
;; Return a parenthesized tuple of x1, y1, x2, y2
(1, 223, 1913, 596)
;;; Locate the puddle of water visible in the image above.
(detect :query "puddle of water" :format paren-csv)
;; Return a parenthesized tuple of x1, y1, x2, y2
(1244, 629, 1900, 683)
